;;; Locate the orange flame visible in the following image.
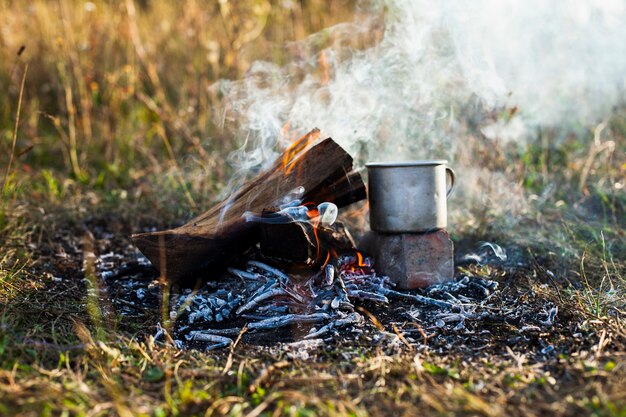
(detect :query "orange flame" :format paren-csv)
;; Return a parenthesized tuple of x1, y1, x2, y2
(299, 201, 337, 268)
(281, 128, 320, 175)
(322, 251, 331, 267)
(312, 225, 321, 263)
(355, 251, 366, 267)
(302, 203, 325, 264)
(318, 50, 330, 85)
(306, 207, 319, 220)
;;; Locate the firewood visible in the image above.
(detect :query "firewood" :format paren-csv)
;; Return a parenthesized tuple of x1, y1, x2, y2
(260, 220, 318, 266)
(131, 130, 366, 284)
(259, 220, 356, 267)
(307, 170, 365, 208)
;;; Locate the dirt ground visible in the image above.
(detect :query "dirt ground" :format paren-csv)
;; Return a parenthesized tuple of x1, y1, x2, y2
(1, 204, 624, 417)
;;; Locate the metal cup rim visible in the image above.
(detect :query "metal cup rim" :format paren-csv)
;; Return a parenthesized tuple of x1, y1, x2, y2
(366, 160, 448, 168)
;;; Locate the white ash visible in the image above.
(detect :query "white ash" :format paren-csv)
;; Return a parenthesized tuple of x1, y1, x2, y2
(281, 338, 326, 361)
(171, 256, 499, 351)
(95, 251, 161, 318)
(136, 288, 146, 300)
(95, 238, 565, 356)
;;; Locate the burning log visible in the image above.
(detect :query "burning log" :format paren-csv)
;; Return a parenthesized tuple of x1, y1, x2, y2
(258, 203, 356, 267)
(131, 129, 366, 284)
(259, 219, 319, 266)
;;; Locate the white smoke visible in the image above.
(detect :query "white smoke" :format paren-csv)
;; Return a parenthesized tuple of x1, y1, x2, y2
(216, 0, 626, 166)
(212, 0, 626, 223)
(448, 0, 626, 133)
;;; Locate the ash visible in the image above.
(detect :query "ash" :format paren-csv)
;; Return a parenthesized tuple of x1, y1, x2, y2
(96, 240, 566, 358)
(90, 228, 567, 359)
(169, 255, 499, 351)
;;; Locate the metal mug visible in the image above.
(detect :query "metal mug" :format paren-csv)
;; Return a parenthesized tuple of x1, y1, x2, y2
(366, 160, 456, 232)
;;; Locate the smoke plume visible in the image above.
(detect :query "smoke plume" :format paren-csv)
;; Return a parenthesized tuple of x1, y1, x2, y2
(212, 0, 626, 224)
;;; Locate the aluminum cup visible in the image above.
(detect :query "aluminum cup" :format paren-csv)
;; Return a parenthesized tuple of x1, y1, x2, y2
(366, 160, 456, 233)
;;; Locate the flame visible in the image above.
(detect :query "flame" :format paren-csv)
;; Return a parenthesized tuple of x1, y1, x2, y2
(318, 50, 330, 85)
(355, 251, 366, 267)
(309, 207, 325, 265)
(281, 128, 320, 175)
(306, 206, 319, 220)
(322, 251, 331, 267)
(299, 201, 337, 268)
(312, 225, 322, 263)
(279, 122, 297, 144)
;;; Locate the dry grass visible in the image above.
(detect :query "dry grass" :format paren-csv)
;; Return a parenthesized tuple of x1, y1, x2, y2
(1, 0, 626, 416)
(1, 0, 355, 205)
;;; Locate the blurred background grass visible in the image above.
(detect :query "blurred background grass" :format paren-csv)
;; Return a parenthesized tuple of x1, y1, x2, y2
(0, 0, 356, 216)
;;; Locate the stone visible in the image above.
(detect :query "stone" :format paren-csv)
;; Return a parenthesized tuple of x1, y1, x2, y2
(360, 230, 454, 289)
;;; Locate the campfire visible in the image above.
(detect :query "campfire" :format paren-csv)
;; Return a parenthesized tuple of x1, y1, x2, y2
(131, 128, 366, 284)
(130, 128, 493, 350)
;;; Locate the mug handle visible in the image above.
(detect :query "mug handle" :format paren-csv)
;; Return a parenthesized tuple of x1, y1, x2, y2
(446, 167, 456, 198)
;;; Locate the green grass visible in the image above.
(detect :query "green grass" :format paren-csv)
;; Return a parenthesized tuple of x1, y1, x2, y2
(1, 0, 626, 416)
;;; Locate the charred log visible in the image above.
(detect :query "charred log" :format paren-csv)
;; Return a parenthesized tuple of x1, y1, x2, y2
(260, 219, 318, 266)
(259, 215, 357, 267)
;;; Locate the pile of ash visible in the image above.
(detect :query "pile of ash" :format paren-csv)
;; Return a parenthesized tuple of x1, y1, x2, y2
(90, 229, 567, 359)
(96, 240, 567, 359)
(165, 255, 498, 350)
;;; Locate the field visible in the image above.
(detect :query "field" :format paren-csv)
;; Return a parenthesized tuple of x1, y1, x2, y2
(1, 1, 625, 416)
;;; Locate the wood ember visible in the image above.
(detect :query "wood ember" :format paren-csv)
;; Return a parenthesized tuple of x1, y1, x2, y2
(131, 129, 366, 284)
